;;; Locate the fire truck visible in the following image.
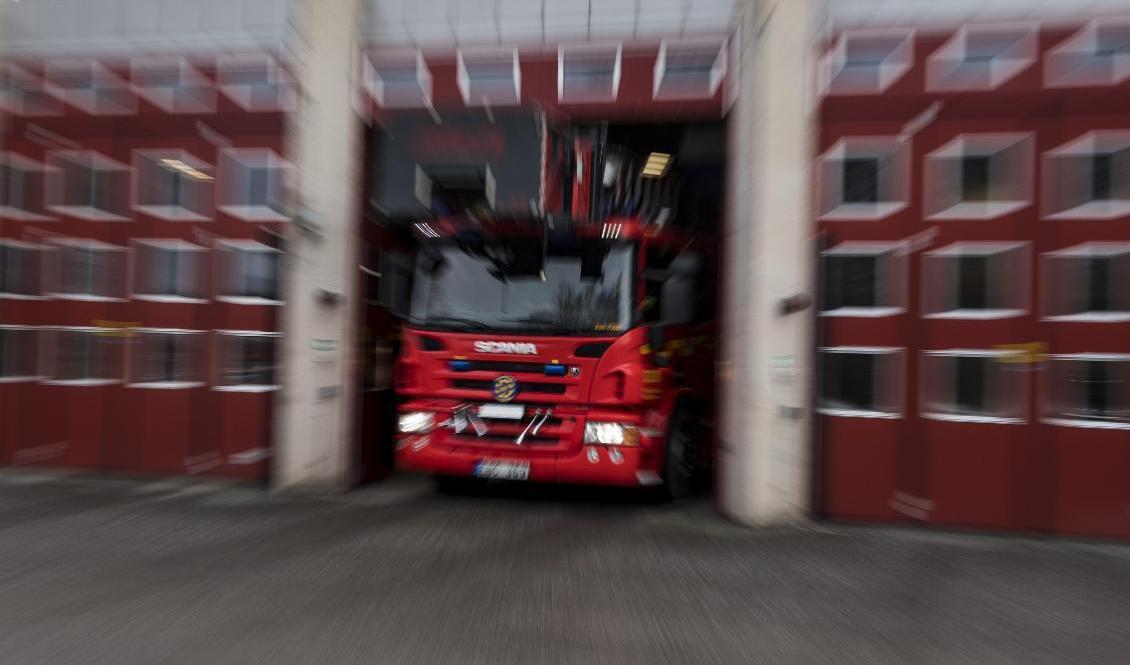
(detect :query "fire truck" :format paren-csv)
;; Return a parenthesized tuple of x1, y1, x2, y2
(375, 111, 720, 496)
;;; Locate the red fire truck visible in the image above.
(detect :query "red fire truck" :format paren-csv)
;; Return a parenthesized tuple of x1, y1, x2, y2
(373, 111, 720, 495)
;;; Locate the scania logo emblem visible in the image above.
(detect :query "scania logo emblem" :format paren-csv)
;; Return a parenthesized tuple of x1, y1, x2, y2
(493, 375, 519, 403)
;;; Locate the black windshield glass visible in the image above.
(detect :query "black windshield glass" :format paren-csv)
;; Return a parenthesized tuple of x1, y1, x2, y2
(410, 240, 633, 334)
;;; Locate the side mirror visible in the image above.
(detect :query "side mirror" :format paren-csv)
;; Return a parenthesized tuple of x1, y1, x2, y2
(647, 325, 669, 367)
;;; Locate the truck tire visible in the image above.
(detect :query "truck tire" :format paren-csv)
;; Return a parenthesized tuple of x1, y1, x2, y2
(661, 406, 698, 500)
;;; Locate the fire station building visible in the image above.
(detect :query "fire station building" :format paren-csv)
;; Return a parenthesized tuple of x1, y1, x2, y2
(2, 0, 1130, 539)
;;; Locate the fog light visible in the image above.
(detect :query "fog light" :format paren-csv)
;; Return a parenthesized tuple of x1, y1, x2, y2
(586, 446, 599, 463)
(608, 448, 623, 465)
(398, 411, 434, 434)
(583, 422, 639, 446)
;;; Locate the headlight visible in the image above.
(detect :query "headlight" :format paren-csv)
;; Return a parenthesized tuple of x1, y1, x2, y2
(398, 411, 434, 434)
(584, 421, 639, 446)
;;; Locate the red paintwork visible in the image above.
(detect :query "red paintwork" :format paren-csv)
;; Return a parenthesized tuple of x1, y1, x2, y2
(818, 25, 1130, 538)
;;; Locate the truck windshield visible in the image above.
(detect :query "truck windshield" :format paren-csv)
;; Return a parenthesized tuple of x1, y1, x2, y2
(409, 241, 633, 335)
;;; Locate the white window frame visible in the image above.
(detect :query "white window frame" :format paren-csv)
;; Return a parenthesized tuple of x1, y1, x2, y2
(653, 38, 727, 100)
(558, 43, 622, 103)
(0, 325, 41, 383)
(817, 136, 910, 220)
(216, 148, 291, 222)
(364, 50, 432, 109)
(0, 239, 45, 300)
(920, 349, 1028, 424)
(216, 53, 295, 112)
(818, 346, 905, 419)
(127, 328, 206, 389)
(1041, 243, 1130, 322)
(922, 242, 1029, 319)
(926, 24, 1037, 92)
(1042, 353, 1130, 430)
(215, 239, 282, 305)
(130, 239, 208, 304)
(45, 150, 132, 222)
(0, 152, 56, 221)
(0, 63, 63, 116)
(46, 238, 127, 302)
(132, 149, 214, 222)
(44, 59, 136, 115)
(457, 47, 521, 107)
(1042, 131, 1130, 220)
(820, 29, 914, 96)
(130, 56, 216, 114)
(1045, 19, 1130, 88)
(42, 326, 122, 386)
(213, 330, 280, 392)
(819, 242, 907, 317)
(923, 133, 1034, 220)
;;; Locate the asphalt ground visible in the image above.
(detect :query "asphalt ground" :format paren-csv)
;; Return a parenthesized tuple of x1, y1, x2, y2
(1, 470, 1128, 665)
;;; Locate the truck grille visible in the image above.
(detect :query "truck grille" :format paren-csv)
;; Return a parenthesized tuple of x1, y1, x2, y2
(441, 403, 574, 448)
(452, 379, 567, 395)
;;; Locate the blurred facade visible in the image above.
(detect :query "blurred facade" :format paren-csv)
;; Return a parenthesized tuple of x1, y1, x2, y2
(2, 0, 1130, 538)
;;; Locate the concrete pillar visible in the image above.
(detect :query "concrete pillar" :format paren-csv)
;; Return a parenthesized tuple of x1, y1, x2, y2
(718, 0, 826, 524)
(274, 0, 366, 490)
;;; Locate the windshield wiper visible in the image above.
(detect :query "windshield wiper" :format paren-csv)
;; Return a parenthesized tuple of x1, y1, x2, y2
(409, 316, 490, 331)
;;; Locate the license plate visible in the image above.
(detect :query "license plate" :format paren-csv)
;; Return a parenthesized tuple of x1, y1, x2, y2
(473, 459, 530, 481)
(478, 404, 525, 420)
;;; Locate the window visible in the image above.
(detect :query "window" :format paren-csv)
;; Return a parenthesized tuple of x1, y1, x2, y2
(924, 134, 1033, 219)
(218, 240, 281, 303)
(820, 243, 906, 316)
(132, 240, 206, 301)
(133, 151, 213, 221)
(961, 156, 991, 202)
(0, 326, 38, 380)
(1045, 355, 1130, 428)
(45, 60, 135, 115)
(50, 240, 125, 300)
(658, 253, 704, 325)
(217, 148, 290, 222)
(1043, 131, 1130, 219)
(819, 347, 903, 417)
(0, 241, 42, 297)
(818, 137, 909, 219)
(1042, 244, 1130, 321)
(215, 332, 279, 391)
(0, 63, 63, 116)
(0, 153, 53, 220)
(364, 51, 432, 109)
(1045, 19, 1130, 88)
(46, 151, 131, 221)
(653, 39, 727, 100)
(821, 30, 914, 95)
(923, 243, 1028, 318)
(457, 48, 521, 106)
(921, 350, 1027, 423)
(558, 44, 622, 103)
(926, 25, 1036, 91)
(48, 328, 122, 384)
(129, 330, 204, 387)
(131, 57, 216, 113)
(217, 54, 294, 112)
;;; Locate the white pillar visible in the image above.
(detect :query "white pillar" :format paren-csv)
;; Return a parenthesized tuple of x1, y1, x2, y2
(274, 0, 366, 490)
(718, 0, 826, 524)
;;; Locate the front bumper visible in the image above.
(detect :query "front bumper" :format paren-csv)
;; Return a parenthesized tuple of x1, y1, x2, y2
(395, 402, 663, 487)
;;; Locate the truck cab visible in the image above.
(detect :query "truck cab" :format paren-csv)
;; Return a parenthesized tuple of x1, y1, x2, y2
(393, 215, 715, 494)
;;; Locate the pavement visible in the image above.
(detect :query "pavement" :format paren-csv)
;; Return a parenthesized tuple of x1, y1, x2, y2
(0, 470, 1128, 665)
